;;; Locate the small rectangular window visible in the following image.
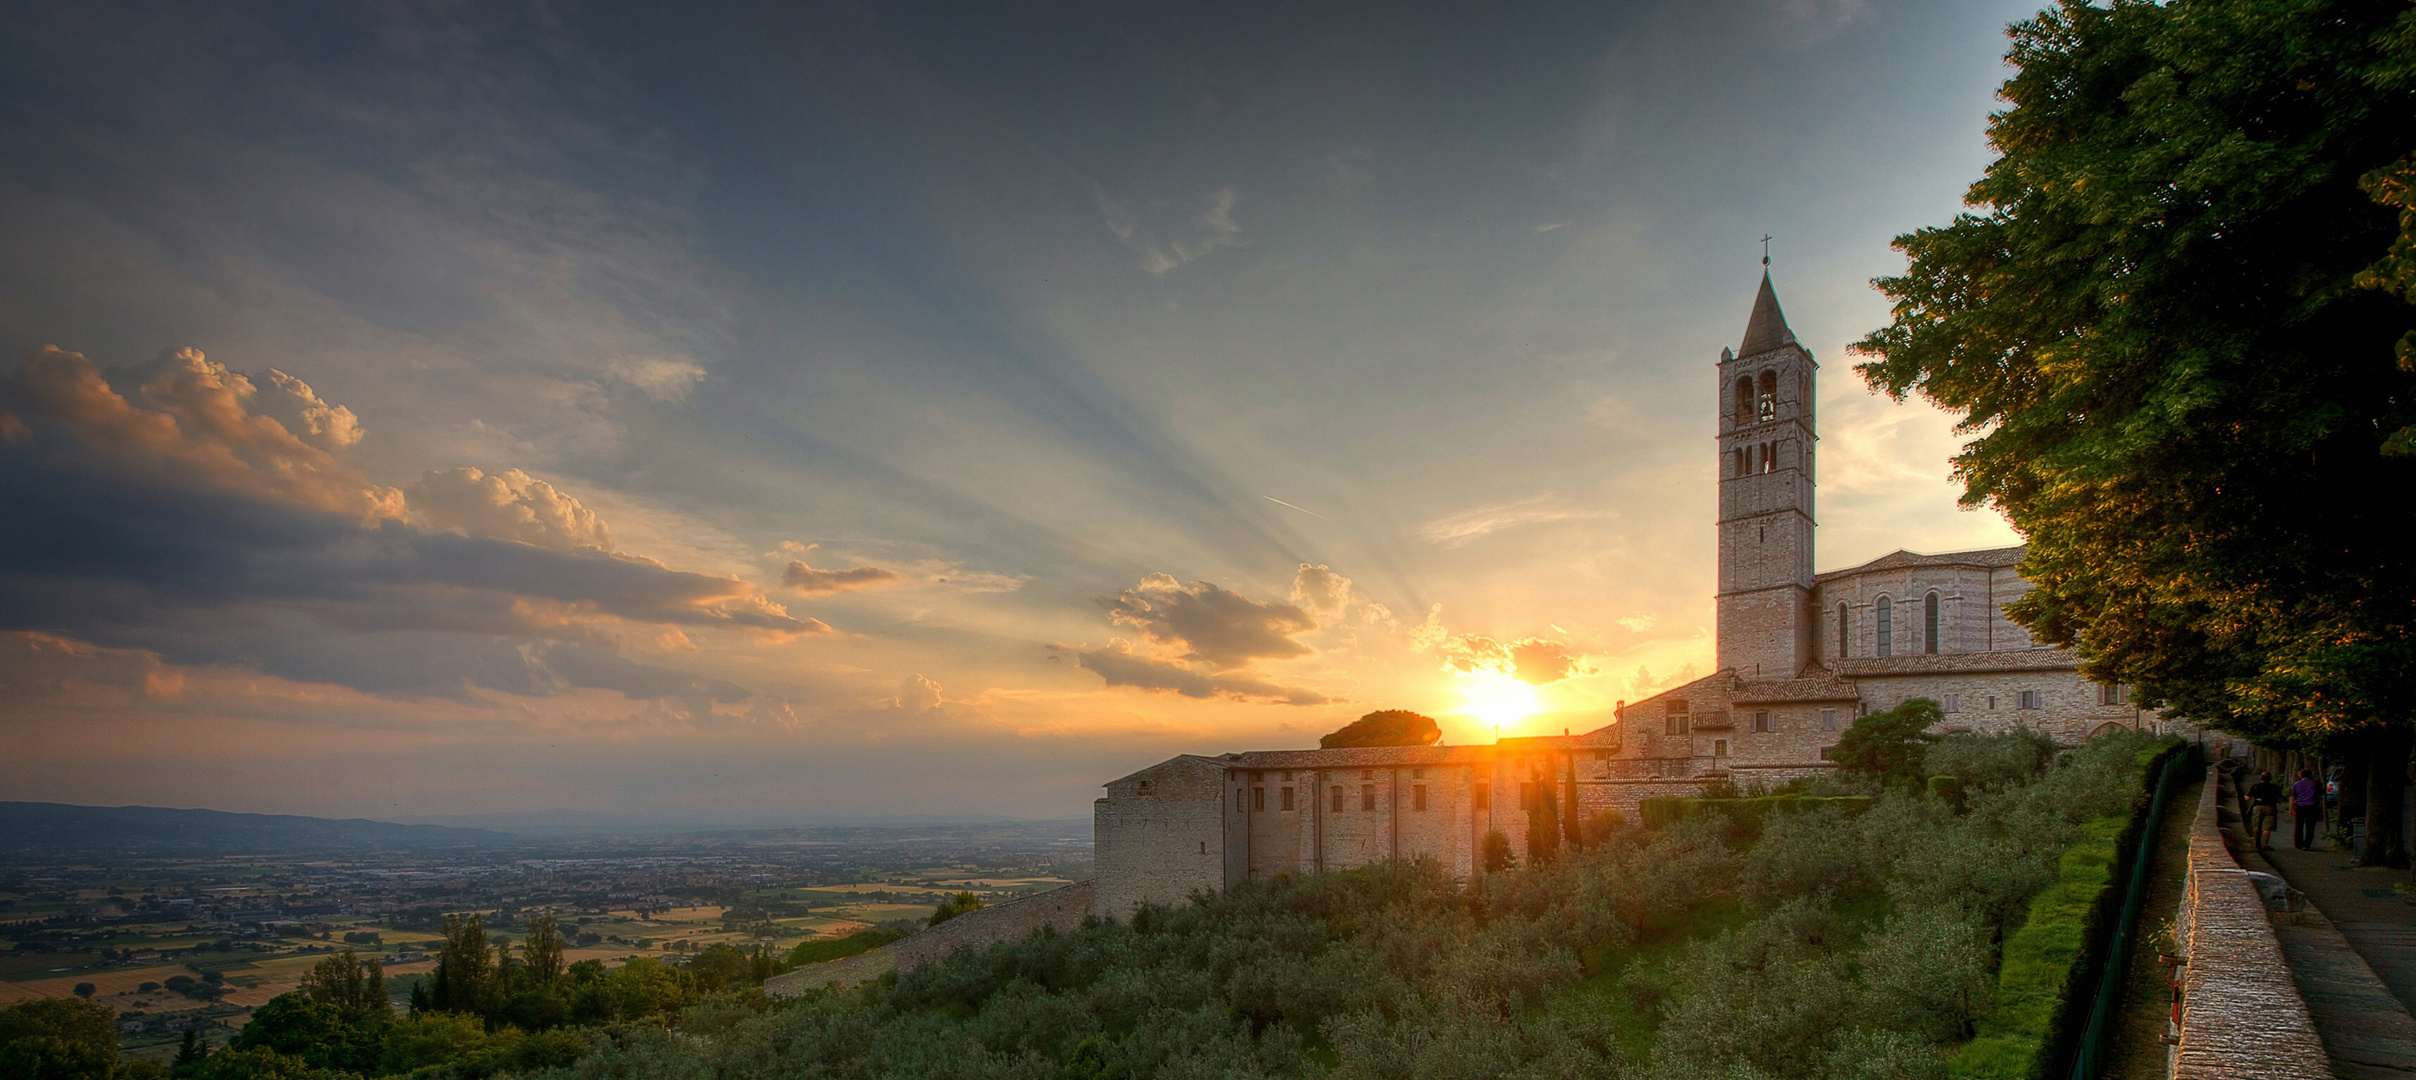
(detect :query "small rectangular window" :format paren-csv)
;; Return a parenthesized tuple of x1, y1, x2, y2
(1987, 696, 1997, 710)
(1943, 693, 1960, 714)
(1714, 739, 1727, 757)
(1332, 786, 1344, 813)
(1473, 783, 1490, 810)
(1519, 781, 1535, 811)
(1819, 746, 1834, 761)
(1252, 787, 1264, 812)
(1280, 787, 1295, 811)
(2099, 683, 2127, 706)
(1361, 784, 1377, 811)
(1819, 708, 1837, 732)
(1236, 788, 1246, 812)
(2019, 690, 2042, 711)
(1753, 710, 1770, 733)
(1412, 785, 1428, 811)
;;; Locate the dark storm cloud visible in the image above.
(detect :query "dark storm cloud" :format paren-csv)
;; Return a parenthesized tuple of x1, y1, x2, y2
(1099, 574, 1316, 670)
(1073, 643, 1329, 706)
(0, 347, 817, 704)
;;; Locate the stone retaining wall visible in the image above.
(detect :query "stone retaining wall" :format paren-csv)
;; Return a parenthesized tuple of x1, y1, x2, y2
(2171, 766, 2328, 1079)
(767, 880, 1095, 996)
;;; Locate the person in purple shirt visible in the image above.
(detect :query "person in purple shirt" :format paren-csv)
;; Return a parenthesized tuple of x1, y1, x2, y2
(2291, 768, 2322, 850)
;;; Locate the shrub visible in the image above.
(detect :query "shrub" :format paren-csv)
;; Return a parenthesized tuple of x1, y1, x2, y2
(1927, 774, 1965, 810)
(787, 926, 907, 967)
(1639, 793, 1872, 839)
(1859, 906, 1995, 1043)
(928, 891, 984, 928)
(1480, 829, 1516, 873)
(1947, 735, 2180, 1079)
(1740, 805, 1880, 905)
(1925, 729, 2057, 790)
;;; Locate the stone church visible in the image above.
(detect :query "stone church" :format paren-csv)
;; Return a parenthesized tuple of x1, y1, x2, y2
(1088, 272, 2170, 919)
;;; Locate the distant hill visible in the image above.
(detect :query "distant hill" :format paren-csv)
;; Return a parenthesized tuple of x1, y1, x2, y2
(0, 802, 515, 859)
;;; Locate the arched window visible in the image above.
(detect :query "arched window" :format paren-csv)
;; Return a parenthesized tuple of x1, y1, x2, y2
(1924, 592, 1941, 654)
(1734, 378, 1754, 426)
(1756, 371, 1778, 422)
(1876, 595, 1893, 657)
(1837, 602, 1850, 659)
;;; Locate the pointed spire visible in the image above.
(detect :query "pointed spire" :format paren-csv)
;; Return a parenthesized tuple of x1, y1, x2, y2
(1738, 272, 1795, 357)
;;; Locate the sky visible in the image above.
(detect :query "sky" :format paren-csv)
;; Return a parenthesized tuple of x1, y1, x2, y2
(0, 0, 2038, 824)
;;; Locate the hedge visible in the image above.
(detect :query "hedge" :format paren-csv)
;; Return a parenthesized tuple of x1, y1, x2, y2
(1636, 793, 1872, 836)
(1948, 741, 2184, 1079)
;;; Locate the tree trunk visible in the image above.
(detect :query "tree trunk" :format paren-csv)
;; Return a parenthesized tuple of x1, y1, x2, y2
(2356, 725, 2413, 869)
(2338, 749, 2369, 849)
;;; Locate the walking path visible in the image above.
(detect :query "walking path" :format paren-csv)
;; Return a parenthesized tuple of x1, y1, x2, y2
(2249, 837, 2416, 1080)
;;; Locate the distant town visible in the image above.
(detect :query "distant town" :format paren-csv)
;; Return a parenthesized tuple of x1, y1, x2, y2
(0, 811, 1088, 1062)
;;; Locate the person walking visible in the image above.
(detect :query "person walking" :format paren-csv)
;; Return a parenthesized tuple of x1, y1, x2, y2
(2291, 768, 2322, 850)
(2247, 770, 2283, 853)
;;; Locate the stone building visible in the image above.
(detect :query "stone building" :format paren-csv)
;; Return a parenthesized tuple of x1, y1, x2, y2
(1089, 271, 2176, 919)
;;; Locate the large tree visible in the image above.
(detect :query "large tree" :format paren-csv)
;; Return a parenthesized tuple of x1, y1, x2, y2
(1853, 0, 2416, 865)
(1319, 709, 1442, 749)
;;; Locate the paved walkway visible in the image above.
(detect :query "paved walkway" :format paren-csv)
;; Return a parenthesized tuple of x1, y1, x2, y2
(2250, 837, 2416, 1080)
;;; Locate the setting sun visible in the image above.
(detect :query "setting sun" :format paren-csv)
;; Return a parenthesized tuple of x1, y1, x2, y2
(1457, 671, 1541, 732)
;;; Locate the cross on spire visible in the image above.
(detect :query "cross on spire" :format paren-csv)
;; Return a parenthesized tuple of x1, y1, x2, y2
(1761, 234, 1772, 266)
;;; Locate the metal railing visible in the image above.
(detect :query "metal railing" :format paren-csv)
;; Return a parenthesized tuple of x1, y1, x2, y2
(2069, 748, 2187, 1079)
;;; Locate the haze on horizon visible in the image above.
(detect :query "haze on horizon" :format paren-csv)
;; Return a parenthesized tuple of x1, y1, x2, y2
(0, 0, 2035, 824)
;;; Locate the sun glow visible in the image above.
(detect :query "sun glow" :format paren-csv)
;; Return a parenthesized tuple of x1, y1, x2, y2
(1458, 671, 1541, 732)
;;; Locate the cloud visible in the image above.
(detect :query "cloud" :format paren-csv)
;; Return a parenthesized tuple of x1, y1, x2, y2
(408, 467, 615, 551)
(0, 631, 183, 698)
(1410, 605, 1594, 686)
(784, 557, 904, 594)
(1098, 185, 1244, 275)
(1073, 643, 1329, 705)
(1289, 563, 1353, 622)
(1430, 633, 1594, 685)
(605, 354, 709, 401)
(892, 674, 943, 712)
(2, 346, 405, 522)
(0, 346, 822, 711)
(1100, 574, 1315, 670)
(252, 369, 366, 451)
(1288, 563, 1393, 628)
(1419, 494, 1611, 546)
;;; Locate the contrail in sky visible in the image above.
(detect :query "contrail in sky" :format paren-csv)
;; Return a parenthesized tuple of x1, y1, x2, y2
(1262, 496, 1330, 521)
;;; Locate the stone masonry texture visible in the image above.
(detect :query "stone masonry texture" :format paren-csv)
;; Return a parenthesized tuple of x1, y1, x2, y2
(2172, 767, 2329, 1080)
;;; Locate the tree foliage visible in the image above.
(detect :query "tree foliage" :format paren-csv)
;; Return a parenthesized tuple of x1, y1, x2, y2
(928, 891, 985, 927)
(1831, 698, 1942, 786)
(0, 998, 117, 1080)
(1319, 710, 1440, 749)
(1852, 0, 2416, 859)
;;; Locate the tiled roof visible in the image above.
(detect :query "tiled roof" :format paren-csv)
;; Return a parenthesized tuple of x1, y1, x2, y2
(1814, 544, 2027, 583)
(1833, 648, 2080, 677)
(1729, 669, 1862, 703)
(1217, 745, 1491, 770)
(1739, 272, 1796, 357)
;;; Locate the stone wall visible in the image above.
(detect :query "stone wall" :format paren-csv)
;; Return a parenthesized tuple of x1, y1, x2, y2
(767, 880, 1097, 996)
(1094, 756, 1226, 920)
(2170, 766, 2328, 1079)
(1849, 667, 2152, 745)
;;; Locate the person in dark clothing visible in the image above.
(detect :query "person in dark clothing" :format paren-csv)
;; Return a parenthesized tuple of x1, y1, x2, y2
(2247, 771, 2283, 852)
(2291, 768, 2322, 850)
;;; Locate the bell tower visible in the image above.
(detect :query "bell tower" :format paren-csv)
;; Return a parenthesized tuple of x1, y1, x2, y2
(1716, 271, 1817, 678)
